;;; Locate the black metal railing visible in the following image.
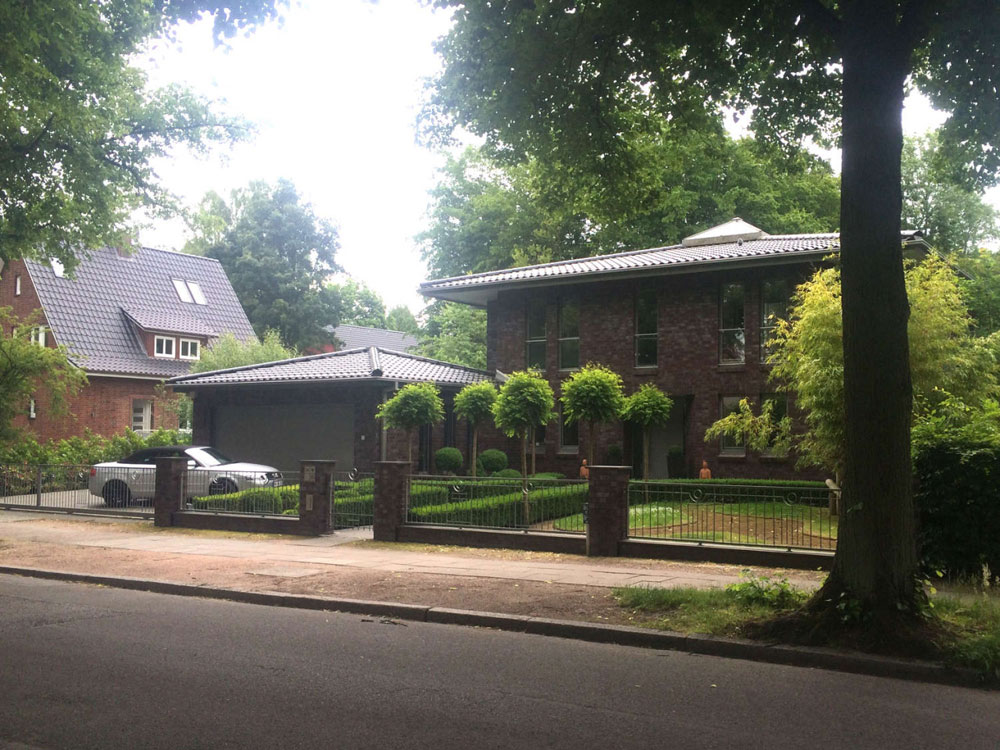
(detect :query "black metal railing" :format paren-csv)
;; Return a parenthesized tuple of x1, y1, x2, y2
(0, 464, 153, 513)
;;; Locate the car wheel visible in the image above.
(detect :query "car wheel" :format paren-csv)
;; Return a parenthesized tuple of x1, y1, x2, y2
(209, 478, 238, 496)
(102, 480, 131, 508)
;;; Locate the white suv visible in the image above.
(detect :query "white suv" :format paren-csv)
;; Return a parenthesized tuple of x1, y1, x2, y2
(89, 446, 283, 507)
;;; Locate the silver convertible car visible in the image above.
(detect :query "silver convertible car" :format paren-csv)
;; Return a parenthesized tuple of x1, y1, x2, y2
(89, 446, 283, 506)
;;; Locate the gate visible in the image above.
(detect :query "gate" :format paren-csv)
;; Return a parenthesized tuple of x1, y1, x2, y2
(331, 469, 374, 529)
(0, 464, 154, 516)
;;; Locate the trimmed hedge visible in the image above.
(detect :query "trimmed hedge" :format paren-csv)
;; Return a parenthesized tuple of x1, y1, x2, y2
(915, 438, 1000, 583)
(434, 447, 463, 474)
(477, 449, 508, 474)
(191, 480, 376, 517)
(408, 482, 589, 527)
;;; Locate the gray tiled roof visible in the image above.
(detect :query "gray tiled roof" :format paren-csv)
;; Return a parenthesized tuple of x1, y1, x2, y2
(26, 247, 256, 378)
(169, 346, 492, 389)
(328, 324, 419, 352)
(121, 306, 217, 337)
(420, 231, 925, 305)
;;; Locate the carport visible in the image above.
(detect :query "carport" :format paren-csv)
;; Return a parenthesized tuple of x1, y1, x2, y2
(169, 347, 493, 473)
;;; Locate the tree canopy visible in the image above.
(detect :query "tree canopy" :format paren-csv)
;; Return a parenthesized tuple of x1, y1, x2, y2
(621, 383, 674, 480)
(187, 180, 340, 351)
(0, 1, 282, 271)
(190, 330, 295, 374)
(560, 364, 626, 465)
(376, 382, 445, 464)
(454, 380, 498, 477)
(493, 370, 555, 478)
(331, 279, 387, 329)
(425, 0, 1000, 630)
(417, 302, 487, 370)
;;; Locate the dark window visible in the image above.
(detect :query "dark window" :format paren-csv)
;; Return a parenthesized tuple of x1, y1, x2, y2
(525, 300, 546, 369)
(559, 410, 579, 451)
(719, 396, 746, 456)
(761, 280, 790, 362)
(635, 289, 657, 367)
(558, 300, 580, 370)
(719, 283, 745, 364)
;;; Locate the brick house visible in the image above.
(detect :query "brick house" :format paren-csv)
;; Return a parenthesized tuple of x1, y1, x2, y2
(420, 219, 928, 481)
(0, 247, 256, 442)
(169, 347, 492, 472)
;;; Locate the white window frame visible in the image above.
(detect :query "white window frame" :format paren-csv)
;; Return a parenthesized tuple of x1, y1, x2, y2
(179, 338, 200, 360)
(30, 327, 46, 347)
(154, 335, 176, 358)
(172, 279, 194, 303)
(28, 398, 36, 420)
(187, 281, 207, 305)
(14, 275, 21, 296)
(131, 399, 152, 433)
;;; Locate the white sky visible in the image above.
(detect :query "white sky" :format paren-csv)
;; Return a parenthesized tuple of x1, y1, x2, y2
(138, 1, 998, 316)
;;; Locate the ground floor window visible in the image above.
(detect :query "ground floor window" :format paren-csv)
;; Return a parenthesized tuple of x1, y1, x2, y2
(132, 399, 152, 433)
(718, 396, 746, 456)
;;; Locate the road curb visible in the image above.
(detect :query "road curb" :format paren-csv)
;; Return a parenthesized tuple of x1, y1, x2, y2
(0, 564, 988, 689)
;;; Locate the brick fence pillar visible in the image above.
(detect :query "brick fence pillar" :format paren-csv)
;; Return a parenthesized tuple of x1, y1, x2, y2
(586, 465, 631, 557)
(373, 461, 410, 542)
(299, 460, 337, 535)
(154, 456, 188, 527)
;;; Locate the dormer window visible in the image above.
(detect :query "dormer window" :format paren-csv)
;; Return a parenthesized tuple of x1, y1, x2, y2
(172, 279, 207, 305)
(179, 338, 200, 360)
(154, 335, 175, 358)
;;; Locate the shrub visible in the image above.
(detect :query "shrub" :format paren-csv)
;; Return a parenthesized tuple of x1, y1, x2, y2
(493, 468, 521, 478)
(726, 575, 808, 609)
(0, 427, 191, 466)
(478, 449, 508, 474)
(914, 436, 1000, 583)
(434, 447, 464, 474)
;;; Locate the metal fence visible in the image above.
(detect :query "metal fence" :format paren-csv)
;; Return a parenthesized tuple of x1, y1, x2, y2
(626, 481, 838, 550)
(405, 475, 589, 533)
(185, 468, 297, 516)
(332, 469, 375, 528)
(0, 464, 154, 514)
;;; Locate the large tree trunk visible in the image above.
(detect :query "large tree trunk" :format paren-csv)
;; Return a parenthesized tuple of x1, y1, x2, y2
(817, 2, 921, 625)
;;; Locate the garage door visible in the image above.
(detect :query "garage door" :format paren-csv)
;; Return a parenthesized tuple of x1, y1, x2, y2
(212, 403, 354, 473)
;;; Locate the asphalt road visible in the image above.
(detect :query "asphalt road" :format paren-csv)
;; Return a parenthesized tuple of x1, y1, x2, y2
(1, 574, 997, 750)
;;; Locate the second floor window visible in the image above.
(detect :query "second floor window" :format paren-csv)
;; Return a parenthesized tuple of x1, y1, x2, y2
(154, 335, 175, 358)
(558, 300, 579, 370)
(761, 279, 790, 362)
(635, 289, 657, 367)
(719, 283, 745, 364)
(179, 339, 200, 360)
(525, 300, 546, 369)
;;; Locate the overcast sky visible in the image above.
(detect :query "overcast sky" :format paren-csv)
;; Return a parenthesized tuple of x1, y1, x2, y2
(138, 0, 997, 317)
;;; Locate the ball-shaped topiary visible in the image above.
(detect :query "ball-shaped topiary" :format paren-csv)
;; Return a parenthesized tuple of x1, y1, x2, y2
(434, 446, 464, 474)
(478, 449, 508, 475)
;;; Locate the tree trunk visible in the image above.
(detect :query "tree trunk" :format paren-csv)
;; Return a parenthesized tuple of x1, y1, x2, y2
(817, 2, 921, 625)
(642, 427, 650, 481)
(529, 426, 537, 476)
(588, 422, 596, 467)
(521, 430, 530, 523)
(471, 425, 478, 477)
(407, 428, 413, 467)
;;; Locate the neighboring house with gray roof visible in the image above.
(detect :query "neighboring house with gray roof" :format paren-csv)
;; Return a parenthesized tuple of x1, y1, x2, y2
(0, 247, 256, 442)
(169, 347, 493, 472)
(421, 219, 929, 481)
(327, 323, 419, 353)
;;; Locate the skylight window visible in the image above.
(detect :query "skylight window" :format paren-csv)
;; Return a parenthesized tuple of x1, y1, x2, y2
(172, 279, 207, 305)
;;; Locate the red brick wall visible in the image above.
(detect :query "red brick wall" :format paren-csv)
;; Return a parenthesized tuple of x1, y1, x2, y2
(1, 260, 178, 443)
(481, 263, 826, 481)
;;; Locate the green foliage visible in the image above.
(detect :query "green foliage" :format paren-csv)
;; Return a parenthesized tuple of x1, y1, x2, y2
(385, 306, 420, 336)
(434, 447, 463, 474)
(420, 138, 840, 280)
(0, 309, 87, 444)
(621, 384, 673, 429)
(454, 382, 497, 427)
(376, 382, 445, 433)
(191, 330, 295, 373)
(189, 180, 340, 351)
(417, 302, 487, 370)
(493, 371, 555, 439)
(329, 279, 386, 329)
(406, 480, 588, 527)
(477, 449, 508, 475)
(704, 397, 792, 457)
(0, 427, 190, 466)
(492, 468, 522, 479)
(913, 434, 1000, 583)
(561, 364, 626, 428)
(902, 132, 1000, 255)
(726, 575, 809, 609)
(957, 250, 1000, 336)
(764, 257, 998, 473)
(0, 1, 281, 270)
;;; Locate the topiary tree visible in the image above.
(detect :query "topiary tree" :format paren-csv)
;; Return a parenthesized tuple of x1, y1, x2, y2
(560, 364, 626, 467)
(492, 371, 555, 482)
(454, 381, 498, 477)
(434, 446, 463, 474)
(477, 449, 508, 475)
(376, 382, 445, 466)
(622, 383, 674, 481)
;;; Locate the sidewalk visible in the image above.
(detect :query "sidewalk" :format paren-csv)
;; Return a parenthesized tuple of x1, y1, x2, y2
(0, 510, 825, 626)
